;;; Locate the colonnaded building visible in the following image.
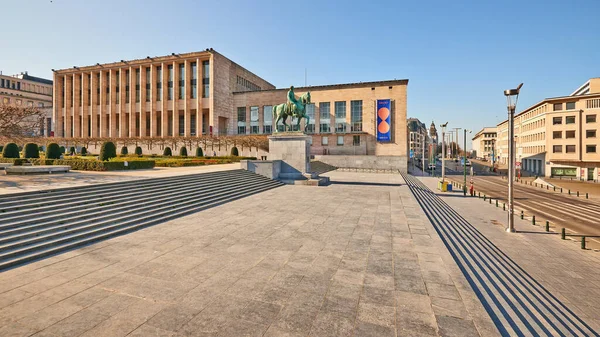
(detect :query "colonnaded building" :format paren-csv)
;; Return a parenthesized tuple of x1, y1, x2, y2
(496, 77, 600, 179)
(52, 49, 408, 165)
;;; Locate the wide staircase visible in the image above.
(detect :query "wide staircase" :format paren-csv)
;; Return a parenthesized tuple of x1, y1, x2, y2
(0, 169, 283, 271)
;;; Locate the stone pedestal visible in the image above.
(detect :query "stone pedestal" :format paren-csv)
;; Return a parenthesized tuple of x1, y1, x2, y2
(268, 132, 311, 180)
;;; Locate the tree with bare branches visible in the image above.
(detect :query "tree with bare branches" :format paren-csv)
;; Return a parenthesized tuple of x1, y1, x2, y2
(0, 104, 45, 138)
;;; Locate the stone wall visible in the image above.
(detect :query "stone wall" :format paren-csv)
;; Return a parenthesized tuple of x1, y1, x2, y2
(240, 160, 281, 180)
(314, 155, 408, 172)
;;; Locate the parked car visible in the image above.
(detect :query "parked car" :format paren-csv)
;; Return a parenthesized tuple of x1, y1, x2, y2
(428, 164, 436, 170)
(465, 160, 471, 167)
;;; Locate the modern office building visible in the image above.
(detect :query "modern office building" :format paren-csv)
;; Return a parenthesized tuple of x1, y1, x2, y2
(471, 127, 497, 161)
(0, 72, 53, 136)
(53, 49, 408, 159)
(496, 77, 600, 179)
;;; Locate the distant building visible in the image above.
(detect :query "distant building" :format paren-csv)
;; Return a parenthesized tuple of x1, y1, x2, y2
(496, 77, 600, 179)
(429, 121, 438, 146)
(0, 72, 53, 136)
(408, 118, 429, 159)
(472, 127, 497, 161)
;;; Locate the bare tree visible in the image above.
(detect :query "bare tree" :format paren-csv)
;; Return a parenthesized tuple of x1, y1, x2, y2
(0, 105, 45, 138)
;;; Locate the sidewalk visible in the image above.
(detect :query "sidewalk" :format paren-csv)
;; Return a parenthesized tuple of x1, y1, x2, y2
(0, 171, 496, 337)
(414, 175, 600, 335)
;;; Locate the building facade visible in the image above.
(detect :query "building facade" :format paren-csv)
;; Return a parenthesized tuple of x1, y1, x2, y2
(496, 77, 600, 179)
(408, 118, 429, 159)
(471, 127, 497, 161)
(0, 72, 53, 136)
(52, 49, 408, 158)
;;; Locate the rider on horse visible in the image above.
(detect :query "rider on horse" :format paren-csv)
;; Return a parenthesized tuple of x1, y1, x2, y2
(286, 86, 300, 116)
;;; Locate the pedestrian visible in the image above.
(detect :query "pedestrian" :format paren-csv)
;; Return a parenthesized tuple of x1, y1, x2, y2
(213, 151, 216, 157)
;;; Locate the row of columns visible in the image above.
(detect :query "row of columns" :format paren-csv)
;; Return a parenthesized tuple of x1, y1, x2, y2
(53, 58, 209, 138)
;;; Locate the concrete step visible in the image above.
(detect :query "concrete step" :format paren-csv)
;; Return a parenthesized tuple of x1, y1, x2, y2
(0, 170, 283, 271)
(0, 178, 278, 260)
(0, 170, 251, 223)
(0, 180, 281, 271)
(0, 170, 246, 212)
(402, 174, 597, 337)
(0, 175, 270, 245)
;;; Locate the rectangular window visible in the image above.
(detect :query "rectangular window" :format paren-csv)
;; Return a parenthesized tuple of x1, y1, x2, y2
(191, 62, 197, 99)
(566, 116, 575, 124)
(27, 101, 33, 107)
(38, 102, 44, 108)
(179, 64, 185, 99)
(566, 145, 576, 153)
(335, 122, 346, 133)
(202, 61, 210, 98)
(334, 101, 346, 118)
(237, 107, 246, 134)
(263, 125, 272, 134)
(322, 136, 328, 145)
(553, 145, 562, 153)
(319, 102, 330, 120)
(566, 102, 576, 110)
(565, 130, 575, 139)
(156, 66, 162, 101)
(586, 115, 596, 123)
(353, 135, 360, 146)
(553, 103, 563, 111)
(251, 125, 259, 134)
(587, 145, 597, 153)
(168, 65, 173, 100)
(553, 117, 562, 125)
(553, 131, 562, 139)
(350, 100, 363, 132)
(586, 130, 596, 138)
(250, 106, 259, 122)
(125, 70, 130, 104)
(145, 67, 151, 102)
(337, 135, 344, 145)
(263, 105, 273, 134)
(135, 68, 140, 103)
(179, 113, 184, 136)
(320, 123, 330, 133)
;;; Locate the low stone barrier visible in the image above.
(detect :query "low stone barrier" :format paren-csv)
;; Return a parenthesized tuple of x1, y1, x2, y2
(313, 155, 407, 172)
(5, 165, 70, 175)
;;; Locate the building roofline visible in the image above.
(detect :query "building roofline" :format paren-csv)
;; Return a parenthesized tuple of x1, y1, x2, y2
(53, 49, 214, 74)
(472, 127, 497, 140)
(209, 50, 275, 89)
(232, 79, 409, 94)
(496, 91, 600, 126)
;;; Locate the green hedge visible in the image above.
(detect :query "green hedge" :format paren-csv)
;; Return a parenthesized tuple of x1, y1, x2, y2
(24, 143, 40, 159)
(155, 158, 233, 167)
(46, 143, 61, 159)
(2, 143, 19, 158)
(100, 142, 117, 161)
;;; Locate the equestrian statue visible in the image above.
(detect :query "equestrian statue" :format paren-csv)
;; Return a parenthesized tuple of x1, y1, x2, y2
(273, 86, 311, 132)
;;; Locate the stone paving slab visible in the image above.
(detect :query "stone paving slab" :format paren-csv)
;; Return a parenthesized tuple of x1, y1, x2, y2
(417, 175, 600, 334)
(0, 171, 493, 336)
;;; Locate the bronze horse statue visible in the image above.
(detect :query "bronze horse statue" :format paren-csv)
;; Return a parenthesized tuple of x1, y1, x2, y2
(273, 87, 311, 132)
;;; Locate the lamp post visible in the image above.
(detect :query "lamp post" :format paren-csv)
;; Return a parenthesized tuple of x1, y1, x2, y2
(504, 83, 523, 233)
(491, 139, 496, 173)
(422, 134, 426, 175)
(440, 122, 448, 182)
(463, 129, 471, 196)
(453, 128, 461, 161)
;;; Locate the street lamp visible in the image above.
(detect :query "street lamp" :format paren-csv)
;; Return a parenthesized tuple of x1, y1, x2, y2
(504, 83, 523, 233)
(453, 128, 461, 160)
(440, 122, 448, 182)
(463, 129, 471, 196)
(491, 139, 496, 172)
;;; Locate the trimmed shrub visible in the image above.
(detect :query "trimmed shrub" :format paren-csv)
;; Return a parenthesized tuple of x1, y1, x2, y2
(23, 143, 40, 159)
(195, 147, 203, 157)
(99, 141, 117, 161)
(69, 146, 76, 155)
(230, 146, 239, 156)
(163, 147, 172, 156)
(81, 147, 87, 155)
(120, 146, 128, 155)
(2, 143, 19, 158)
(0, 145, 3, 153)
(46, 143, 61, 159)
(179, 146, 188, 157)
(135, 146, 142, 156)
(60, 146, 66, 154)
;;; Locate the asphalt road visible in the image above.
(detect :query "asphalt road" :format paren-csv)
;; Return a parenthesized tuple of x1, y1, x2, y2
(453, 176, 600, 246)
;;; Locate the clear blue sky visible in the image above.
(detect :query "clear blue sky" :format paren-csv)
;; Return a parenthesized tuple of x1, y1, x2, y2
(2, 0, 599, 148)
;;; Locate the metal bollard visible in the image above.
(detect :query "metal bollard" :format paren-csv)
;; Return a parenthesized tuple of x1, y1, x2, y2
(503, 203, 506, 211)
(478, 192, 481, 198)
(546, 185, 549, 190)
(496, 200, 498, 207)
(568, 189, 571, 195)
(489, 198, 492, 204)
(561, 228, 566, 240)
(520, 211, 524, 219)
(532, 215, 536, 225)
(545, 221, 549, 232)
(561, 188, 563, 193)
(586, 193, 588, 199)
(577, 191, 579, 197)
(581, 237, 586, 250)
(484, 195, 486, 201)
(553, 186, 555, 191)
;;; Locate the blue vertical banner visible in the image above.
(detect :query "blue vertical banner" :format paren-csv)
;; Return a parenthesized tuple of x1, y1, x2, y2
(376, 99, 392, 142)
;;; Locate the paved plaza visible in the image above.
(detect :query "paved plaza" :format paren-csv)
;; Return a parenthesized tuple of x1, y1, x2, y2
(0, 171, 494, 337)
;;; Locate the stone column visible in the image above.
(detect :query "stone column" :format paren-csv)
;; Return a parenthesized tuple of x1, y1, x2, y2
(109, 69, 117, 138)
(65, 75, 72, 138)
(173, 61, 180, 137)
(184, 59, 191, 137)
(128, 66, 134, 138)
(196, 57, 202, 136)
(149, 64, 155, 137)
(90, 72, 97, 138)
(161, 63, 168, 138)
(73, 74, 81, 138)
(82, 73, 90, 138)
(99, 71, 106, 137)
(53, 75, 63, 137)
(119, 69, 127, 138)
(140, 65, 147, 137)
